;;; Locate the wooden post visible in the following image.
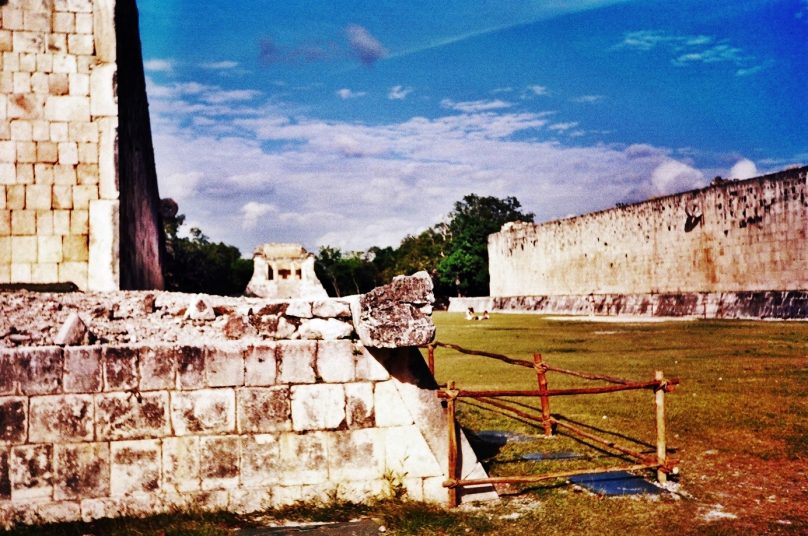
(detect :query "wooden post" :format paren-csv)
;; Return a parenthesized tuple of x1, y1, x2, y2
(427, 344, 435, 377)
(534, 353, 553, 437)
(446, 381, 460, 506)
(655, 370, 667, 484)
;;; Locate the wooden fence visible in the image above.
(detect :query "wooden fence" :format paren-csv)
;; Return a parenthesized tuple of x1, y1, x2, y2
(424, 342, 680, 506)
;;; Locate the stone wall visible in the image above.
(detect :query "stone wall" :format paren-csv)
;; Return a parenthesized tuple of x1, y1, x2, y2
(0, 0, 164, 291)
(489, 167, 808, 301)
(0, 274, 495, 528)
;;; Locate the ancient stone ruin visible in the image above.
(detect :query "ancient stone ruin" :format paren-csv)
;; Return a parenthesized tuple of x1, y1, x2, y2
(452, 166, 808, 319)
(0, 0, 164, 292)
(0, 273, 496, 528)
(245, 243, 328, 300)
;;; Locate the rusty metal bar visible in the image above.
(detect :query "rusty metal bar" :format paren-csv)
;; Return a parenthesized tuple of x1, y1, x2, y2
(543, 364, 633, 385)
(432, 341, 534, 369)
(476, 396, 545, 425)
(534, 353, 553, 436)
(443, 462, 661, 488)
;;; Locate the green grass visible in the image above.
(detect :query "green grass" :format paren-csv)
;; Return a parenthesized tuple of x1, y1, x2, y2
(5, 313, 807, 535)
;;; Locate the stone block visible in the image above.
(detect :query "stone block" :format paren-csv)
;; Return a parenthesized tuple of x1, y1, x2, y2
(95, 391, 170, 440)
(38, 235, 62, 263)
(88, 199, 118, 291)
(76, 164, 97, 185)
(162, 436, 200, 493)
(68, 73, 90, 97)
(15, 163, 34, 184)
(244, 343, 277, 386)
(177, 346, 205, 388)
(53, 209, 69, 233)
(200, 436, 239, 490)
(53, 12, 75, 33)
(6, 185, 24, 208)
(16, 140, 36, 163)
(422, 476, 450, 504)
(110, 439, 161, 496)
(0, 352, 14, 394)
(13, 31, 43, 53)
(0, 450, 9, 501)
(11, 212, 36, 236)
(355, 272, 435, 348)
(30, 262, 58, 283)
(23, 11, 50, 32)
(34, 163, 55, 183)
(75, 13, 93, 33)
(103, 346, 139, 391)
(36, 140, 58, 163)
(0, 141, 14, 162)
(327, 428, 385, 482)
(3, 9, 24, 30)
(51, 53, 77, 73)
(10, 444, 52, 500)
(205, 345, 244, 387)
(237, 387, 291, 433)
(24, 184, 50, 209)
(171, 389, 235, 435)
(53, 164, 76, 184)
(29, 394, 93, 442)
(36, 210, 54, 234)
(63, 346, 102, 392)
(49, 73, 69, 96)
(14, 347, 62, 395)
(354, 345, 390, 381)
(285, 300, 313, 318)
(53, 312, 87, 346)
(278, 340, 316, 384)
(240, 434, 281, 487)
(316, 340, 355, 382)
(90, 63, 116, 116)
(10, 263, 31, 282)
(290, 384, 345, 431)
(229, 487, 272, 515)
(185, 294, 215, 320)
(277, 431, 328, 485)
(8, 94, 44, 120)
(53, 442, 109, 500)
(59, 141, 79, 165)
(139, 346, 176, 391)
(62, 234, 88, 261)
(312, 299, 352, 318)
(45, 95, 88, 121)
(70, 208, 88, 234)
(0, 397, 27, 444)
(59, 261, 87, 289)
(298, 318, 353, 340)
(385, 425, 443, 478)
(374, 380, 413, 427)
(77, 142, 97, 164)
(0, 212, 8, 236)
(344, 382, 374, 428)
(67, 33, 94, 55)
(11, 235, 36, 264)
(97, 116, 117, 199)
(12, 72, 31, 94)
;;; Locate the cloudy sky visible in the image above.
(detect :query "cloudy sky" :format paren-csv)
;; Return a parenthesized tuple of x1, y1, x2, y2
(137, 0, 807, 255)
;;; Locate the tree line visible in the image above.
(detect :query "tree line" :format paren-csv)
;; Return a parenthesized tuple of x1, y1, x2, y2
(162, 194, 533, 299)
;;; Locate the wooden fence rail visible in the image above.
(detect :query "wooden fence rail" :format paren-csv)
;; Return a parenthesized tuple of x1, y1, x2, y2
(424, 342, 679, 506)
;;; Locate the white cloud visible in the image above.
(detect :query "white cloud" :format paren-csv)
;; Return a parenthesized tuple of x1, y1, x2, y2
(346, 24, 387, 65)
(441, 98, 512, 113)
(729, 158, 757, 180)
(387, 85, 413, 100)
(527, 85, 549, 96)
(147, 77, 717, 254)
(649, 160, 705, 195)
(572, 95, 604, 103)
(336, 88, 367, 99)
(143, 58, 174, 73)
(200, 60, 239, 70)
(548, 122, 579, 132)
(241, 202, 277, 230)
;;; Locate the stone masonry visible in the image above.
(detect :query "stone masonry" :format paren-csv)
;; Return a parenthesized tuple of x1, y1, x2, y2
(0, 0, 164, 291)
(476, 166, 808, 318)
(0, 273, 496, 528)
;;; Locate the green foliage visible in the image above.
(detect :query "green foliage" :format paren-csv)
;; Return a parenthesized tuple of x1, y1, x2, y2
(163, 214, 252, 296)
(437, 194, 533, 296)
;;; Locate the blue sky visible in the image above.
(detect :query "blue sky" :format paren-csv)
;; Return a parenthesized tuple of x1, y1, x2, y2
(137, 0, 807, 255)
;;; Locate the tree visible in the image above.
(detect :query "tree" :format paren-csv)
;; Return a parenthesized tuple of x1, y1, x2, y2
(163, 210, 252, 296)
(314, 247, 384, 297)
(437, 194, 534, 296)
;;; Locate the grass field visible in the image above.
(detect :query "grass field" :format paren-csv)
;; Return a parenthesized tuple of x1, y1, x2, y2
(5, 312, 807, 535)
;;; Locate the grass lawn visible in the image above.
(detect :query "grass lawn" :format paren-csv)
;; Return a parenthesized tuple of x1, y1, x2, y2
(5, 312, 807, 535)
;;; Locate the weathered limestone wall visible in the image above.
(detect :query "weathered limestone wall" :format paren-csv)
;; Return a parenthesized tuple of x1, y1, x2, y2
(0, 274, 495, 528)
(489, 167, 808, 299)
(0, 0, 164, 291)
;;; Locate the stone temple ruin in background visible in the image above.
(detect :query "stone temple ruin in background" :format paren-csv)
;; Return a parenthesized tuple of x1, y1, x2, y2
(0, 0, 164, 291)
(245, 243, 328, 300)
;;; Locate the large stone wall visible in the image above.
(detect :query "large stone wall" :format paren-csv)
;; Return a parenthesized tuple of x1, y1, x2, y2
(0, 274, 495, 528)
(0, 0, 164, 291)
(489, 167, 808, 301)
